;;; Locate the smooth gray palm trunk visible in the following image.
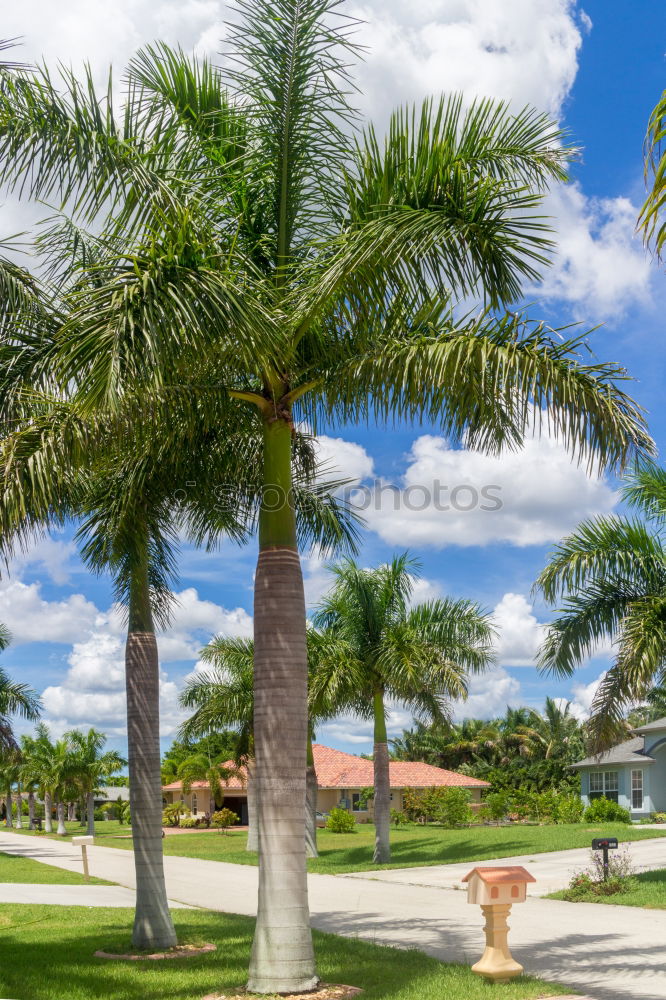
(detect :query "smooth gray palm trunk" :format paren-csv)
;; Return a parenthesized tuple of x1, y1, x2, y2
(14, 790, 22, 828)
(44, 792, 53, 833)
(305, 760, 318, 859)
(28, 791, 35, 830)
(246, 759, 258, 853)
(247, 547, 317, 992)
(4, 789, 11, 828)
(87, 791, 95, 836)
(56, 801, 66, 835)
(125, 559, 177, 951)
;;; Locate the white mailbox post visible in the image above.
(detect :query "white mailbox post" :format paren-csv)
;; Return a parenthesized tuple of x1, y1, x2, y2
(462, 866, 535, 983)
(72, 835, 94, 882)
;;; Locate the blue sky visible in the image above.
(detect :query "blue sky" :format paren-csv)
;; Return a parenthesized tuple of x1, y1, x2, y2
(1, 0, 665, 756)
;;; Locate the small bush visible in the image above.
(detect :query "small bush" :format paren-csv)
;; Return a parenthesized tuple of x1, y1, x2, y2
(326, 807, 356, 833)
(390, 809, 409, 827)
(556, 795, 584, 824)
(583, 797, 631, 824)
(435, 788, 473, 829)
(563, 845, 637, 900)
(162, 803, 189, 827)
(212, 808, 239, 833)
(179, 817, 200, 828)
(483, 791, 511, 823)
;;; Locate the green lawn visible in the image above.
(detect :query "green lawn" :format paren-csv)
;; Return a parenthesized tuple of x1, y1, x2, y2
(549, 867, 666, 909)
(9, 819, 666, 874)
(0, 850, 111, 885)
(0, 905, 569, 1000)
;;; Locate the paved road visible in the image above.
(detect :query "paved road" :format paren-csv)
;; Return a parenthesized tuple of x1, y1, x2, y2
(343, 834, 666, 895)
(2, 831, 666, 1000)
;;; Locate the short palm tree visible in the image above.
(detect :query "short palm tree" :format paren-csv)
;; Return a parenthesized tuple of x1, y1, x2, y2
(311, 554, 495, 863)
(638, 89, 666, 254)
(65, 728, 125, 836)
(526, 697, 584, 761)
(0, 2, 654, 986)
(535, 462, 666, 748)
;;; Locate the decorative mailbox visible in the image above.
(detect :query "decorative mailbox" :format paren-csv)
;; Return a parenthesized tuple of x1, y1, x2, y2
(72, 835, 94, 881)
(462, 866, 536, 983)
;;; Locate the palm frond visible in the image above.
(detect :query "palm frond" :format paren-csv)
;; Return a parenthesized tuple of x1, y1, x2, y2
(638, 88, 666, 256)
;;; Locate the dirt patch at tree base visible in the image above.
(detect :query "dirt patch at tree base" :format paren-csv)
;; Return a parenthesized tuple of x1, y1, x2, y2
(95, 943, 216, 961)
(203, 983, 363, 1000)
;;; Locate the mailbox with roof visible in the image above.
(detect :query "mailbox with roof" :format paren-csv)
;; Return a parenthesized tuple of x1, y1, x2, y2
(462, 866, 536, 905)
(572, 716, 666, 820)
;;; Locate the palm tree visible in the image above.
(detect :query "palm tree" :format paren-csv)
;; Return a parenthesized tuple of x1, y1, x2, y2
(535, 461, 666, 748)
(0, 657, 41, 753)
(311, 554, 495, 862)
(0, 4, 653, 986)
(527, 697, 584, 761)
(26, 727, 76, 835)
(638, 89, 666, 255)
(65, 729, 125, 837)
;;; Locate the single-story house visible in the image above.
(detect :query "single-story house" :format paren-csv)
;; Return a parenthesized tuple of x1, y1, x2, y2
(162, 743, 490, 822)
(94, 786, 130, 807)
(572, 716, 666, 820)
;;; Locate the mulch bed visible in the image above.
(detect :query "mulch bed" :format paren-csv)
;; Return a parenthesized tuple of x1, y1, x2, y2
(95, 943, 216, 961)
(203, 984, 363, 1000)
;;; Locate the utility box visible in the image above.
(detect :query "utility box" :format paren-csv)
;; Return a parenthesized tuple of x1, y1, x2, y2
(462, 866, 536, 905)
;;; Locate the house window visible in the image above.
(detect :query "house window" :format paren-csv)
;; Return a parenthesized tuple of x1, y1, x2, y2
(589, 771, 618, 803)
(192, 793, 198, 816)
(631, 770, 644, 810)
(352, 793, 363, 812)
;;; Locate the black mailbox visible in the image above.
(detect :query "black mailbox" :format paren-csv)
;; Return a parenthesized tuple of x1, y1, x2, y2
(592, 837, 618, 850)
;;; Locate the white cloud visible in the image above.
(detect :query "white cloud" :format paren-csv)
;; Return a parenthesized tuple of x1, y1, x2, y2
(0, 580, 102, 644)
(360, 428, 617, 548)
(315, 435, 375, 486)
(568, 671, 606, 721)
(9, 536, 79, 586)
(494, 593, 544, 667)
(539, 184, 653, 319)
(453, 666, 522, 721)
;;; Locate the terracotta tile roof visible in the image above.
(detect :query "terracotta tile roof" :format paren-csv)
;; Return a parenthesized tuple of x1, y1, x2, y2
(162, 767, 247, 792)
(162, 744, 489, 792)
(462, 866, 536, 884)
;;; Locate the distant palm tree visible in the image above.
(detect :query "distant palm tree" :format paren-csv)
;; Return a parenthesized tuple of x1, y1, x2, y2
(535, 462, 666, 748)
(66, 728, 125, 836)
(311, 554, 495, 863)
(638, 89, 666, 255)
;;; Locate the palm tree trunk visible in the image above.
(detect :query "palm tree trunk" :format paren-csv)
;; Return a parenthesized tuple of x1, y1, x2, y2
(126, 549, 177, 951)
(247, 414, 317, 993)
(373, 690, 391, 864)
(44, 791, 53, 833)
(305, 736, 318, 859)
(86, 791, 95, 837)
(28, 791, 35, 830)
(5, 788, 12, 829)
(246, 758, 258, 853)
(14, 787, 22, 828)
(56, 800, 66, 835)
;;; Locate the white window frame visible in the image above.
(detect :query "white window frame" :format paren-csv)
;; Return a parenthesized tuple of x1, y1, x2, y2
(589, 770, 619, 802)
(631, 769, 644, 810)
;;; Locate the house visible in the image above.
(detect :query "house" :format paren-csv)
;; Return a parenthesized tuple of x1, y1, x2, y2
(162, 743, 490, 821)
(572, 716, 666, 820)
(94, 786, 130, 808)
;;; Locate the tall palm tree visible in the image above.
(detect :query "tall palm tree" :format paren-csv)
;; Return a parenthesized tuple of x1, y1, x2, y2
(65, 728, 125, 836)
(0, 4, 653, 987)
(638, 88, 666, 255)
(0, 653, 41, 752)
(535, 461, 666, 748)
(311, 554, 495, 862)
(26, 727, 76, 835)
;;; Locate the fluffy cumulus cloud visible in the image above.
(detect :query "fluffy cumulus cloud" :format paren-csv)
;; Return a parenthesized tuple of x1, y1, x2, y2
(493, 593, 544, 667)
(0, 580, 102, 644)
(353, 429, 616, 548)
(452, 666, 522, 721)
(539, 184, 653, 319)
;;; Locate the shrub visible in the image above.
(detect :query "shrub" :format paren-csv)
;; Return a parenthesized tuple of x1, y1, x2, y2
(179, 817, 200, 828)
(563, 845, 636, 900)
(435, 788, 473, 828)
(326, 807, 356, 833)
(583, 797, 631, 824)
(483, 791, 511, 823)
(212, 808, 239, 833)
(556, 795, 584, 824)
(390, 809, 409, 827)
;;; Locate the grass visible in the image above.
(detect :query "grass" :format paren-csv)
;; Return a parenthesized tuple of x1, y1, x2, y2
(0, 904, 569, 1000)
(9, 819, 666, 873)
(549, 867, 666, 909)
(0, 851, 111, 885)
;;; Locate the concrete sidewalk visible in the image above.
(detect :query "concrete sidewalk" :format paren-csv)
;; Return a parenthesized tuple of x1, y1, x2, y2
(1, 830, 665, 1000)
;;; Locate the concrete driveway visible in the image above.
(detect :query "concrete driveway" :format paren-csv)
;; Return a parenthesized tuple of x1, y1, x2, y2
(2, 830, 666, 1000)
